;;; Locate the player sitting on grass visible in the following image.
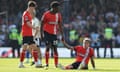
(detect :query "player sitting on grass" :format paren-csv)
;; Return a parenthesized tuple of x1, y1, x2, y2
(58, 37, 95, 70)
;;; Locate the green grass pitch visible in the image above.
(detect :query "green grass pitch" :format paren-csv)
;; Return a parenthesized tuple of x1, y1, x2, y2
(0, 58, 120, 72)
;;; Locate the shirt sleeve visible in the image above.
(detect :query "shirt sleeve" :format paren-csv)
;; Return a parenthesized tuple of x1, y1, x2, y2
(24, 14, 30, 22)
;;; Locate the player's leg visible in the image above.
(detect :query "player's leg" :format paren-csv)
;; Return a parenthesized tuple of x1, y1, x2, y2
(19, 44, 27, 68)
(36, 38, 42, 65)
(45, 43, 50, 67)
(37, 46, 42, 65)
(29, 41, 42, 68)
(51, 34, 58, 67)
(25, 50, 30, 63)
(28, 36, 42, 67)
(30, 38, 43, 66)
(51, 47, 54, 58)
(25, 44, 33, 64)
(44, 31, 51, 67)
(58, 62, 81, 70)
(19, 37, 29, 68)
(52, 45, 58, 67)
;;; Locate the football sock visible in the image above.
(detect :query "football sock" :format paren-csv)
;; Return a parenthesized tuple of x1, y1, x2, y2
(54, 52, 58, 67)
(32, 50, 38, 62)
(20, 50, 26, 62)
(45, 51, 49, 65)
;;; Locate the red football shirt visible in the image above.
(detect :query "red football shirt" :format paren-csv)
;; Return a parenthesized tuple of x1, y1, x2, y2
(41, 11, 62, 35)
(21, 11, 33, 37)
(74, 46, 94, 64)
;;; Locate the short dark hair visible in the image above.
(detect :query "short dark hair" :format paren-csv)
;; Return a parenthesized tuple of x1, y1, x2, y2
(28, 1, 37, 7)
(50, 1, 60, 8)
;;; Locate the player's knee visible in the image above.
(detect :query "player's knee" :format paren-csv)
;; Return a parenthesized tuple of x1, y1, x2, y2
(30, 44, 38, 50)
(22, 44, 28, 50)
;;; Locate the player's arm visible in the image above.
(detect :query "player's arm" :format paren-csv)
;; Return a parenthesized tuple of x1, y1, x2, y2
(26, 21, 36, 29)
(90, 56, 95, 69)
(40, 20, 44, 40)
(40, 13, 45, 40)
(58, 14, 64, 40)
(34, 26, 40, 37)
(58, 22, 64, 37)
(62, 39, 74, 50)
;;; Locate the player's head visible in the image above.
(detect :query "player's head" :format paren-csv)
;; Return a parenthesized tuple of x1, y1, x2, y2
(28, 1, 37, 8)
(28, 1, 37, 11)
(50, 1, 60, 13)
(27, 1, 37, 16)
(83, 37, 91, 49)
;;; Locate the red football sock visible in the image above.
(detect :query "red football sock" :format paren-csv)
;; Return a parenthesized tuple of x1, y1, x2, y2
(20, 50, 26, 62)
(45, 51, 49, 65)
(54, 52, 58, 67)
(32, 50, 38, 62)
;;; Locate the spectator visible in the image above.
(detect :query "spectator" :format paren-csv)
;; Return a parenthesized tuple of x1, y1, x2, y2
(9, 28, 20, 58)
(90, 31, 101, 58)
(103, 25, 114, 58)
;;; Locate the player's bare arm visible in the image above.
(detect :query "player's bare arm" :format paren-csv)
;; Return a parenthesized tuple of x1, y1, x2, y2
(34, 26, 40, 37)
(90, 56, 95, 69)
(62, 40, 74, 50)
(58, 21, 64, 39)
(26, 21, 36, 29)
(40, 21, 44, 40)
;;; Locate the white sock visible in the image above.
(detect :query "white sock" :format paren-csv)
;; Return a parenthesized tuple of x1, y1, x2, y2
(35, 62, 38, 66)
(37, 59, 42, 65)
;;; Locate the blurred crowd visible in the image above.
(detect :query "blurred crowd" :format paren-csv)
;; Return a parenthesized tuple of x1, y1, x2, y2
(0, 0, 120, 50)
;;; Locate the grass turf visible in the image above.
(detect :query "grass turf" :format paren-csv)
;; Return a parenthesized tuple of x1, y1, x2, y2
(0, 58, 120, 72)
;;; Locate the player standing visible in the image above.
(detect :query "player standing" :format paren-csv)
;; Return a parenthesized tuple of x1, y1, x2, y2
(40, 1, 64, 68)
(31, 10, 42, 66)
(59, 38, 95, 70)
(18, 1, 40, 68)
